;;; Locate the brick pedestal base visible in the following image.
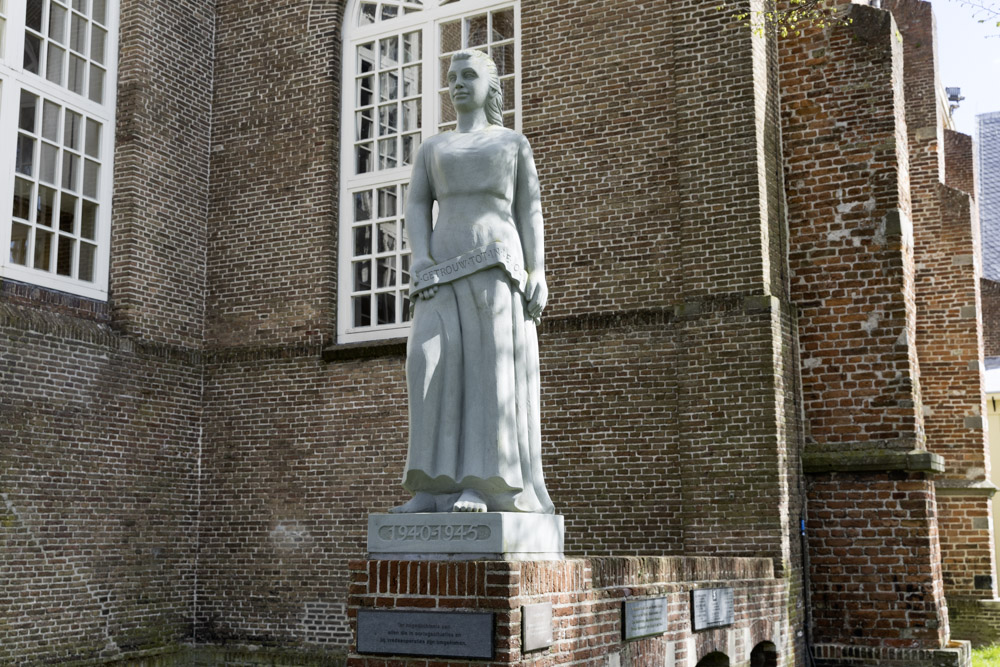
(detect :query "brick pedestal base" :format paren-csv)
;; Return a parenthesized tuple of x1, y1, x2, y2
(348, 556, 789, 666)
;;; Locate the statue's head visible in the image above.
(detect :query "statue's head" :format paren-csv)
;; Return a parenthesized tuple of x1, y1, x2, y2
(449, 50, 504, 127)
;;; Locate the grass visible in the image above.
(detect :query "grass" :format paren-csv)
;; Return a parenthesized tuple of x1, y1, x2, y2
(975, 644, 1000, 667)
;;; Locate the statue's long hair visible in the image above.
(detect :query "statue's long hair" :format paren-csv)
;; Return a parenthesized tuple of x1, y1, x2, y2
(451, 50, 504, 127)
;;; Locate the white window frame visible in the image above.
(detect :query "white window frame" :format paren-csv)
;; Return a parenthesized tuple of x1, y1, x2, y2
(0, 0, 119, 301)
(338, 0, 521, 344)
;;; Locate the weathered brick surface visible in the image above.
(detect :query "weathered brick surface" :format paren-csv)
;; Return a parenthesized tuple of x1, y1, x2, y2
(0, 306, 201, 664)
(111, 0, 214, 348)
(206, 0, 340, 350)
(782, 4, 921, 453)
(883, 0, 996, 604)
(347, 557, 785, 667)
(944, 130, 975, 196)
(806, 473, 948, 648)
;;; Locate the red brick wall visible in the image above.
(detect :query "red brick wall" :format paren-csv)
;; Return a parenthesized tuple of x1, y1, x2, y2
(0, 306, 202, 663)
(780, 2, 950, 651)
(112, 0, 214, 348)
(884, 0, 995, 603)
(944, 129, 976, 197)
(781, 4, 922, 452)
(347, 557, 786, 667)
(806, 472, 948, 648)
(1, 0, 213, 662)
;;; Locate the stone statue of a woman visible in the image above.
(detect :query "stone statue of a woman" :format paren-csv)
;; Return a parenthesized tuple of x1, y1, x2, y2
(392, 50, 553, 514)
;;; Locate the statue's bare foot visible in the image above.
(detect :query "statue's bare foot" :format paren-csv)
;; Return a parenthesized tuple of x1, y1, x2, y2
(390, 492, 436, 513)
(452, 489, 487, 512)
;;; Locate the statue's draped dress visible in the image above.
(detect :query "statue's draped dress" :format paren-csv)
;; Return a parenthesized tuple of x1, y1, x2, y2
(403, 128, 554, 514)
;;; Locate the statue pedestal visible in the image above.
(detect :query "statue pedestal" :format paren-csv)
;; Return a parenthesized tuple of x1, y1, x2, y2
(367, 512, 564, 561)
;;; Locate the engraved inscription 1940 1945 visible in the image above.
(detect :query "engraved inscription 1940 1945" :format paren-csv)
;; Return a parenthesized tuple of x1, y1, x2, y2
(378, 523, 492, 542)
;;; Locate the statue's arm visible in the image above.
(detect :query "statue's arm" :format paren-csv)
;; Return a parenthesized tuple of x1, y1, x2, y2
(406, 143, 435, 274)
(514, 136, 547, 321)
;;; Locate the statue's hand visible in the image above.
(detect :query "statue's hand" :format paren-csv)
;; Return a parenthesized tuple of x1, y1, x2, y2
(411, 256, 438, 300)
(525, 272, 548, 323)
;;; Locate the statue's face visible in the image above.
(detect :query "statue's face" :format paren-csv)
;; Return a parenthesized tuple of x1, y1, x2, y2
(447, 57, 490, 114)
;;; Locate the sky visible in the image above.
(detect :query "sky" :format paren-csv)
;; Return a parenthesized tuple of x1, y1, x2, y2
(932, 0, 1000, 136)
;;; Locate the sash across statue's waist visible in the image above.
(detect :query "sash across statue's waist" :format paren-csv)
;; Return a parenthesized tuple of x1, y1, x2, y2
(410, 241, 527, 297)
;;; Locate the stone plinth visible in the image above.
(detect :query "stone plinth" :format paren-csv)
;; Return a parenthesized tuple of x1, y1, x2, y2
(368, 512, 564, 561)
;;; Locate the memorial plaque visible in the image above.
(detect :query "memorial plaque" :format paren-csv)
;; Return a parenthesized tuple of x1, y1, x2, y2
(357, 610, 493, 659)
(521, 602, 553, 652)
(691, 587, 734, 631)
(622, 597, 669, 640)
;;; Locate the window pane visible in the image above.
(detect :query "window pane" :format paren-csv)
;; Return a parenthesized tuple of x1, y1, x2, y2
(78, 242, 95, 281)
(354, 190, 372, 221)
(34, 229, 53, 270)
(380, 4, 397, 21)
(353, 224, 371, 256)
(83, 159, 98, 198)
(59, 193, 76, 232)
(358, 42, 374, 73)
(466, 14, 487, 47)
(40, 142, 58, 183)
(353, 260, 371, 291)
(37, 185, 56, 226)
(49, 2, 67, 42)
(72, 0, 86, 13)
(379, 71, 397, 101)
(379, 36, 398, 69)
(401, 99, 419, 131)
(357, 74, 373, 106)
(19, 91, 38, 132)
(88, 64, 104, 102)
(64, 109, 81, 148)
(16, 135, 35, 175)
(62, 152, 78, 190)
(80, 200, 97, 238)
(13, 178, 33, 220)
(378, 222, 397, 253)
(26, 0, 43, 31)
(492, 43, 514, 77)
(56, 235, 74, 275)
(492, 8, 514, 40)
(377, 257, 396, 288)
(376, 292, 395, 324)
(46, 43, 65, 83)
(69, 12, 85, 52)
(23, 31, 41, 73)
(11, 223, 31, 265)
(440, 20, 460, 53)
(68, 54, 85, 95)
(402, 31, 420, 64)
(378, 103, 397, 136)
(85, 118, 100, 157)
(91, 0, 106, 24)
(353, 295, 371, 326)
(402, 133, 419, 165)
(356, 143, 372, 174)
(42, 101, 60, 141)
(360, 2, 376, 25)
(501, 77, 515, 111)
(378, 138, 396, 169)
(356, 109, 373, 141)
(90, 23, 105, 63)
(402, 65, 420, 98)
(377, 186, 396, 217)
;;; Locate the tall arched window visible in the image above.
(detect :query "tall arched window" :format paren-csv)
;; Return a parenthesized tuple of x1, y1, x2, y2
(338, 0, 520, 343)
(1, 0, 119, 300)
